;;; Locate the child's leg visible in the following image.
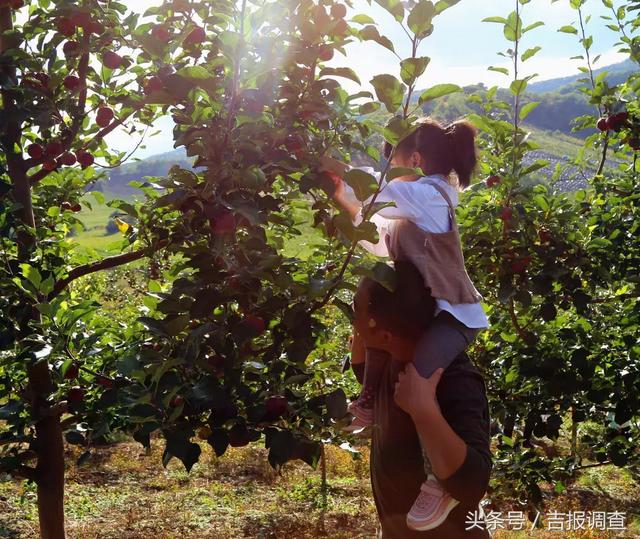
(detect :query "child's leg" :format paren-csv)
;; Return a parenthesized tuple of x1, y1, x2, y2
(357, 347, 389, 410)
(413, 311, 479, 379)
(345, 330, 389, 428)
(406, 311, 480, 531)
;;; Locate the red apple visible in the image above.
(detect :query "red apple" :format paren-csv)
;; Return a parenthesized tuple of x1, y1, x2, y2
(59, 152, 77, 166)
(102, 51, 123, 70)
(332, 19, 349, 36)
(318, 45, 333, 61)
(76, 150, 94, 168)
(285, 134, 304, 152)
(242, 314, 266, 335)
(144, 76, 164, 94)
(71, 203, 82, 212)
(33, 72, 50, 88)
(96, 106, 114, 128)
(97, 377, 113, 389)
(63, 40, 81, 56)
(209, 208, 236, 235)
(152, 25, 172, 43)
(87, 21, 104, 35)
(45, 141, 63, 157)
(596, 117, 608, 131)
(63, 75, 81, 92)
(184, 26, 206, 46)
(487, 175, 501, 188)
(170, 395, 184, 407)
(67, 386, 85, 403)
(538, 228, 552, 243)
(510, 256, 532, 274)
(27, 143, 43, 159)
(57, 17, 76, 37)
(61, 201, 74, 211)
(64, 362, 80, 380)
(265, 395, 288, 419)
(43, 160, 58, 171)
(331, 3, 347, 19)
(607, 112, 629, 132)
(70, 11, 93, 29)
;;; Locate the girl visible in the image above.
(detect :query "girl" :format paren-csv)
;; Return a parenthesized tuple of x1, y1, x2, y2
(322, 117, 489, 532)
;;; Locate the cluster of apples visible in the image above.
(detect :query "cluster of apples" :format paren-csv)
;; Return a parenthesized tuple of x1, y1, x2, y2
(597, 110, 640, 150)
(596, 111, 629, 133)
(26, 140, 94, 171)
(310, 2, 349, 39)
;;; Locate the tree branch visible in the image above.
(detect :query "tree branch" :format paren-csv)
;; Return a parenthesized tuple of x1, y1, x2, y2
(49, 248, 147, 299)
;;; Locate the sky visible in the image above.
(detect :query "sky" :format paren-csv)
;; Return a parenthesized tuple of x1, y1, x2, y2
(109, 0, 628, 159)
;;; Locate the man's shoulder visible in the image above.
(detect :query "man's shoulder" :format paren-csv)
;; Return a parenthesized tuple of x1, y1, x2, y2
(441, 353, 487, 391)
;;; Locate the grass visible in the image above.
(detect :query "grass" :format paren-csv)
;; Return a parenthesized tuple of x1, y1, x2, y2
(66, 191, 137, 253)
(1, 436, 638, 538)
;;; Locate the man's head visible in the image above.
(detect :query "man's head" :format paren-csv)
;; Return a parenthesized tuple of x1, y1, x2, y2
(353, 261, 436, 354)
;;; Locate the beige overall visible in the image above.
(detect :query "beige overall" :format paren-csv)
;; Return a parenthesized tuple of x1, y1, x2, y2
(385, 180, 482, 305)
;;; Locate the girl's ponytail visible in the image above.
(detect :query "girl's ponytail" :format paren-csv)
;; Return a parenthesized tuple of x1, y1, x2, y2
(385, 117, 479, 189)
(445, 120, 478, 189)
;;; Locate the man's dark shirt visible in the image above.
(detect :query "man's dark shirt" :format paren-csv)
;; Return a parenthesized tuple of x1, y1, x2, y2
(352, 353, 492, 538)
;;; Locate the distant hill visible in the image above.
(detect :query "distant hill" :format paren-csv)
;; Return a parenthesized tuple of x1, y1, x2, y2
(528, 58, 635, 94)
(94, 148, 192, 197)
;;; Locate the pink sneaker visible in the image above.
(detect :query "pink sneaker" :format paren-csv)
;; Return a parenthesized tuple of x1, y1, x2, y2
(406, 476, 460, 531)
(342, 400, 373, 433)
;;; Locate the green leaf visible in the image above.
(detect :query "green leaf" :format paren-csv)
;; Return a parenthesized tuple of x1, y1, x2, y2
(399, 56, 430, 85)
(434, 0, 461, 14)
(488, 66, 510, 76)
(352, 262, 398, 291)
(418, 84, 461, 104)
(373, 0, 404, 22)
(408, 1, 436, 38)
(523, 21, 544, 33)
(176, 66, 211, 80)
(504, 11, 523, 41)
(387, 167, 422, 180)
(383, 116, 415, 146)
(558, 25, 578, 34)
(510, 78, 528, 95)
(163, 431, 202, 472)
(358, 101, 381, 114)
(370, 74, 405, 113)
(359, 25, 395, 53)
(521, 46, 542, 62)
(19, 264, 41, 289)
(344, 169, 379, 201)
(519, 101, 540, 120)
(325, 389, 348, 419)
(482, 16, 508, 24)
(319, 67, 361, 85)
(350, 14, 376, 24)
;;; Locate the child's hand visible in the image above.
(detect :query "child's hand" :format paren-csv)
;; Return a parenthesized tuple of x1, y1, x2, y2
(394, 364, 443, 420)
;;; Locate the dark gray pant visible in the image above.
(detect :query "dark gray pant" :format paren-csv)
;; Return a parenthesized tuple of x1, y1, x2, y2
(412, 311, 480, 477)
(413, 310, 479, 378)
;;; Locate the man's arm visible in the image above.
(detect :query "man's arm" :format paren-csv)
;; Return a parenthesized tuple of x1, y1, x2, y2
(394, 363, 492, 506)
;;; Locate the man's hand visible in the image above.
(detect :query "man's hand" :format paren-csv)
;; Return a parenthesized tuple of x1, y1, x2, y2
(394, 364, 443, 420)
